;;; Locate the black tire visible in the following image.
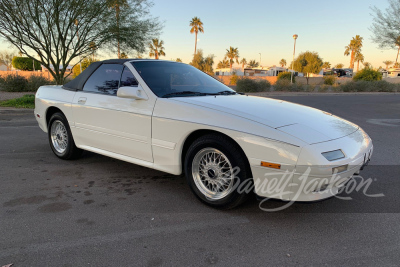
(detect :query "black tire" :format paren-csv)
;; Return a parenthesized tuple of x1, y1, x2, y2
(184, 134, 252, 209)
(48, 112, 82, 160)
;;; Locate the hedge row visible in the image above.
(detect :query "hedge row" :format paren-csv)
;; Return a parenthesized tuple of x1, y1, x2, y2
(0, 74, 54, 92)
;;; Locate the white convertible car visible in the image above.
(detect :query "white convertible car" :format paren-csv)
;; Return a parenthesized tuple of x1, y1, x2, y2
(35, 59, 373, 208)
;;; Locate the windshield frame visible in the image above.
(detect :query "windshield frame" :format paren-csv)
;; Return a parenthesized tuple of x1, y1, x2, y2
(129, 60, 236, 98)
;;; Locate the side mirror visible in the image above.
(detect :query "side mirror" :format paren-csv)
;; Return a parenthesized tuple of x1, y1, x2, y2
(117, 86, 148, 100)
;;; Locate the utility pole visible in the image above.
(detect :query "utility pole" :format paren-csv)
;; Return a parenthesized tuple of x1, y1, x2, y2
(291, 34, 298, 84)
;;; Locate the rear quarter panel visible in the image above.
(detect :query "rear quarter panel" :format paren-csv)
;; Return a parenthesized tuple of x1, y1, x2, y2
(35, 86, 76, 132)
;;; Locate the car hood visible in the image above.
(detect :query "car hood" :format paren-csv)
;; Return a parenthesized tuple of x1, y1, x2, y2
(173, 95, 359, 144)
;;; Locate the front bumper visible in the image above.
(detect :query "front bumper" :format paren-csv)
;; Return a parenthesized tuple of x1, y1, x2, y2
(251, 129, 373, 202)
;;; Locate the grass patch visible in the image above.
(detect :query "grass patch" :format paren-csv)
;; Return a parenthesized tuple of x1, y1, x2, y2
(0, 94, 35, 109)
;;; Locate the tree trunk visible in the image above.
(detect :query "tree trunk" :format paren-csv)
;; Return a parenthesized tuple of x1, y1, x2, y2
(194, 32, 197, 56)
(350, 50, 355, 69)
(306, 73, 309, 85)
(357, 60, 359, 71)
(396, 46, 400, 64)
(116, 4, 120, 59)
(155, 50, 158, 60)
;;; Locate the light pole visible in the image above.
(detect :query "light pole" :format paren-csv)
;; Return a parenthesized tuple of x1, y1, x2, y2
(291, 34, 298, 84)
(259, 53, 261, 66)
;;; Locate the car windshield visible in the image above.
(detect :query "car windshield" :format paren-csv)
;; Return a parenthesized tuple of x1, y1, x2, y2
(131, 61, 235, 98)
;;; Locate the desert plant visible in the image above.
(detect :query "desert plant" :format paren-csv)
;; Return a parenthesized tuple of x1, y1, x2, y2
(323, 75, 337, 85)
(230, 73, 239, 85)
(274, 79, 305, 92)
(340, 80, 396, 92)
(0, 74, 28, 92)
(277, 71, 294, 83)
(26, 75, 54, 92)
(236, 78, 271, 92)
(353, 68, 382, 81)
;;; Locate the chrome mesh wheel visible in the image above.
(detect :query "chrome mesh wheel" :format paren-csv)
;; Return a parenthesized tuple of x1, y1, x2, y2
(50, 120, 68, 154)
(192, 148, 235, 200)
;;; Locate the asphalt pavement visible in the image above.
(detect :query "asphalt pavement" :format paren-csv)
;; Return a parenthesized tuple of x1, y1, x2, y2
(0, 93, 399, 266)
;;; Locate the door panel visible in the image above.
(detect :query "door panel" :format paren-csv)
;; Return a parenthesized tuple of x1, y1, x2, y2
(71, 64, 155, 162)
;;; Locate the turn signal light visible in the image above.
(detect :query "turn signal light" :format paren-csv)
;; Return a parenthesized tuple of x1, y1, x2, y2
(261, 161, 281, 169)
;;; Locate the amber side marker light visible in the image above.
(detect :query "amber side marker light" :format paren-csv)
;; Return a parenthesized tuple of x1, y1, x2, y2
(261, 161, 281, 169)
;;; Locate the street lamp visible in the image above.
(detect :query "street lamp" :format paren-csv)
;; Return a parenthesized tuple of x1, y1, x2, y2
(291, 34, 298, 84)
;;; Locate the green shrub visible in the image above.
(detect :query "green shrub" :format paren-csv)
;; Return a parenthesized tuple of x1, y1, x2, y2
(236, 78, 271, 92)
(26, 75, 54, 92)
(0, 74, 28, 92)
(0, 94, 35, 109)
(274, 79, 305, 92)
(353, 68, 382, 81)
(323, 75, 336, 85)
(277, 71, 295, 83)
(12, 56, 42, 71)
(230, 74, 239, 85)
(340, 80, 396, 92)
(318, 84, 330, 92)
(0, 74, 51, 92)
(257, 79, 272, 91)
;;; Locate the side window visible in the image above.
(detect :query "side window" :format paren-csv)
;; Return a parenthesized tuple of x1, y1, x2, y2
(83, 64, 123, 95)
(120, 67, 139, 87)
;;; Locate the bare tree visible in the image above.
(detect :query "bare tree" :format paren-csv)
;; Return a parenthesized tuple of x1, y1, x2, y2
(371, 1, 400, 63)
(0, 0, 160, 84)
(0, 0, 117, 84)
(0, 50, 16, 70)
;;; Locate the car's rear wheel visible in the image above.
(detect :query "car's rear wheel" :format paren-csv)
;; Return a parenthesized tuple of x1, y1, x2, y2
(184, 134, 252, 209)
(48, 112, 82, 160)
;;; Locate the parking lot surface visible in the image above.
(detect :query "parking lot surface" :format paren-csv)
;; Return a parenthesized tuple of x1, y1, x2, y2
(0, 94, 399, 266)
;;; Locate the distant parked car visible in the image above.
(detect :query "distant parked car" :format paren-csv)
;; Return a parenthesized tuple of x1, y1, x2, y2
(343, 68, 353, 77)
(331, 68, 347, 77)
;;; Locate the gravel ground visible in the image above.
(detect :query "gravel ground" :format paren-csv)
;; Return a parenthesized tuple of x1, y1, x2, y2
(0, 91, 35, 101)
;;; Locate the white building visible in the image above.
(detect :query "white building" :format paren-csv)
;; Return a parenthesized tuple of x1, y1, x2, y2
(0, 62, 7, 71)
(215, 67, 244, 76)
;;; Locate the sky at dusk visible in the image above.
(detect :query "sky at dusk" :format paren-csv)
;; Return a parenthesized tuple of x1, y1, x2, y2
(0, 0, 396, 69)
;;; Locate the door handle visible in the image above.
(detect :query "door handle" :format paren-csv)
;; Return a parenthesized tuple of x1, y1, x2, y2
(77, 97, 87, 105)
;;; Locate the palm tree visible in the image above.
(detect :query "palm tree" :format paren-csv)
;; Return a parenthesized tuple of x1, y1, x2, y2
(190, 17, 204, 56)
(383, 60, 393, 69)
(107, 0, 129, 59)
(217, 57, 230, 69)
(225, 47, 239, 69)
(363, 62, 371, 69)
(240, 58, 247, 69)
(279, 59, 287, 67)
(148, 38, 166, 59)
(335, 63, 344, 69)
(247, 60, 259, 68)
(344, 35, 363, 69)
(354, 52, 364, 71)
(322, 62, 331, 69)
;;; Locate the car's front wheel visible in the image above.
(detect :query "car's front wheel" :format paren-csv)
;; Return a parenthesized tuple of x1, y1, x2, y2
(48, 112, 82, 160)
(184, 134, 252, 209)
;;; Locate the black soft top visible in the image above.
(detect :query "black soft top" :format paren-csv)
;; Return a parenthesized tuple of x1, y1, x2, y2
(62, 59, 136, 91)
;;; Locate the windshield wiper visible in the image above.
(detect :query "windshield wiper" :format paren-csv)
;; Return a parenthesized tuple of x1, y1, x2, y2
(162, 91, 208, 98)
(216, 90, 238, 95)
